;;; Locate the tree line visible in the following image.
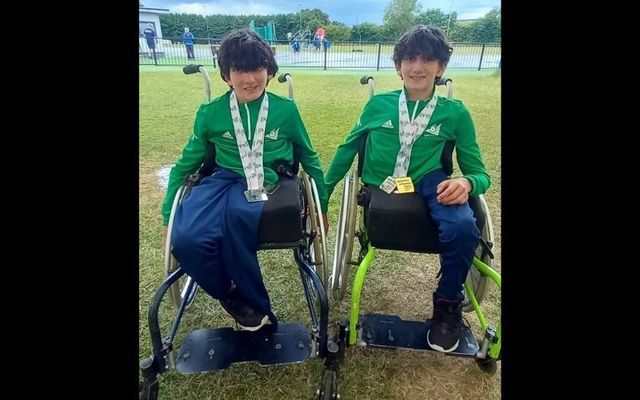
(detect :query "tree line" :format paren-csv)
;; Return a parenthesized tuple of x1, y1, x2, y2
(157, 0, 500, 43)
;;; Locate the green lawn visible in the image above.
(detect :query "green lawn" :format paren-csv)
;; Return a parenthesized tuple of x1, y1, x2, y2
(139, 67, 501, 400)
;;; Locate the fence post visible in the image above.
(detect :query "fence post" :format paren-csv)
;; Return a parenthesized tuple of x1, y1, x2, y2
(323, 45, 327, 70)
(376, 43, 382, 71)
(478, 43, 486, 70)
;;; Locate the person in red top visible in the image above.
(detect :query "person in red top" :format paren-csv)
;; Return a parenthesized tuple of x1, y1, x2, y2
(316, 27, 325, 50)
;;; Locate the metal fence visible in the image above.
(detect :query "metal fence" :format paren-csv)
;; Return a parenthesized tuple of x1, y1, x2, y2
(139, 37, 501, 71)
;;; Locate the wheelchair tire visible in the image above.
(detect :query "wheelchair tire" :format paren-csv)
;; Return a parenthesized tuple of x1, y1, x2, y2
(139, 379, 159, 400)
(165, 185, 198, 309)
(476, 357, 498, 376)
(317, 369, 338, 400)
(301, 171, 329, 289)
(332, 171, 359, 301)
(462, 194, 494, 312)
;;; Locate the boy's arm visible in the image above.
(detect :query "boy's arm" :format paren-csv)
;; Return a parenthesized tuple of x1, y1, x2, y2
(454, 105, 491, 197)
(289, 104, 329, 213)
(324, 101, 373, 201)
(161, 107, 210, 225)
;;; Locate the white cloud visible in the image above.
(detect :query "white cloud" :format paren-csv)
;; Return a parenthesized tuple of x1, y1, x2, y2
(170, 1, 287, 16)
(458, 7, 493, 20)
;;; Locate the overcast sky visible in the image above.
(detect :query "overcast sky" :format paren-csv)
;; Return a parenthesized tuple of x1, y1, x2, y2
(141, 0, 500, 26)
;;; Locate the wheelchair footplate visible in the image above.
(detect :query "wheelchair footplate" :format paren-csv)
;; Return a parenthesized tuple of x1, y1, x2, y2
(176, 322, 312, 373)
(360, 314, 479, 356)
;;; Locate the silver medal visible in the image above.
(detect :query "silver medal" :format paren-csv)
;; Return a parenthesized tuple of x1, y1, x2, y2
(244, 188, 269, 202)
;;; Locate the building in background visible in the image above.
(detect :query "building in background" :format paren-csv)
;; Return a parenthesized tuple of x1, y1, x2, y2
(139, 2, 170, 55)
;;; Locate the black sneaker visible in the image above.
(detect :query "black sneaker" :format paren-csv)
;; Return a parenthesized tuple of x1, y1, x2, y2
(219, 292, 270, 332)
(427, 298, 464, 353)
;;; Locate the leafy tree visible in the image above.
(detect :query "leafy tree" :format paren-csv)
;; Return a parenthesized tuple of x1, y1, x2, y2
(449, 8, 500, 43)
(155, 5, 501, 44)
(300, 8, 330, 31)
(468, 8, 500, 42)
(416, 8, 457, 34)
(324, 23, 351, 42)
(449, 23, 472, 42)
(351, 22, 382, 42)
(382, 0, 421, 40)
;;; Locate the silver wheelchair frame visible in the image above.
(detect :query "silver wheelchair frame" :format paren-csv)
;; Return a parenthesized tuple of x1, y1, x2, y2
(140, 66, 335, 400)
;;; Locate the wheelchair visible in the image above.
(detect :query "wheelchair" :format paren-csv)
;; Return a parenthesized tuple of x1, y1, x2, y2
(139, 66, 333, 400)
(319, 76, 502, 399)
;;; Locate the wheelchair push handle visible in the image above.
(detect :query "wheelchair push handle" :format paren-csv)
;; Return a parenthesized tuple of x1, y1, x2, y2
(183, 64, 212, 102)
(183, 64, 203, 75)
(436, 76, 453, 98)
(359, 75, 374, 85)
(278, 73, 294, 100)
(360, 75, 375, 100)
(435, 76, 452, 86)
(277, 73, 291, 83)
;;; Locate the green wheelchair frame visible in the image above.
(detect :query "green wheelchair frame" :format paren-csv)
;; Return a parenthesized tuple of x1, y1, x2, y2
(318, 76, 501, 399)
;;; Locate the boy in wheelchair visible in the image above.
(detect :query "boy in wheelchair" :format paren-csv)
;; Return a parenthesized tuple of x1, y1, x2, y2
(161, 29, 329, 332)
(324, 25, 490, 353)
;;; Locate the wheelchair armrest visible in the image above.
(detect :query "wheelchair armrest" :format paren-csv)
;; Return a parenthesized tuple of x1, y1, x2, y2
(356, 185, 371, 207)
(183, 172, 204, 189)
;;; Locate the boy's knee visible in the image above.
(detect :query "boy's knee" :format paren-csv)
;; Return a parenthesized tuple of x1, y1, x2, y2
(440, 215, 479, 244)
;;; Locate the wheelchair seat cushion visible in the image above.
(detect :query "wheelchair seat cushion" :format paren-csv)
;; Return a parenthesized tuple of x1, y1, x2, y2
(363, 185, 440, 253)
(362, 185, 486, 253)
(258, 177, 303, 245)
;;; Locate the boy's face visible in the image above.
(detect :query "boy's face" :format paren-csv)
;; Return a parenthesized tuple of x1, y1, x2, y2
(396, 55, 445, 100)
(227, 67, 270, 103)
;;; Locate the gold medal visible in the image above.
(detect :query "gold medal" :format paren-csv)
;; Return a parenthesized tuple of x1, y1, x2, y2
(394, 176, 414, 193)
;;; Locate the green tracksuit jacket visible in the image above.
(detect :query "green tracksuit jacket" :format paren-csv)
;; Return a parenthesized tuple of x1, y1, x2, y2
(162, 90, 327, 225)
(325, 88, 490, 200)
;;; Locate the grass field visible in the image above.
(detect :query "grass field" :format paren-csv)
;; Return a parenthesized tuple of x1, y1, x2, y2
(139, 66, 501, 399)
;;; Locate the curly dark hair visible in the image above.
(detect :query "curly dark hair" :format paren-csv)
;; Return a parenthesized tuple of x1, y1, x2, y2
(392, 25, 453, 68)
(217, 29, 278, 83)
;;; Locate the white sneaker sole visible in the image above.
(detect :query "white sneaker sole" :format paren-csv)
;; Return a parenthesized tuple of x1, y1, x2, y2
(237, 315, 271, 332)
(427, 330, 460, 353)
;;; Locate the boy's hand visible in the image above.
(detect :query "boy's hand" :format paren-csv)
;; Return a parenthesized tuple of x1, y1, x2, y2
(436, 178, 472, 205)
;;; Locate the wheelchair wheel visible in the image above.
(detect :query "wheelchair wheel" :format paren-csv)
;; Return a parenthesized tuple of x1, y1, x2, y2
(139, 379, 158, 400)
(462, 194, 494, 312)
(165, 185, 198, 309)
(301, 171, 329, 289)
(476, 357, 498, 376)
(331, 170, 359, 301)
(317, 369, 338, 400)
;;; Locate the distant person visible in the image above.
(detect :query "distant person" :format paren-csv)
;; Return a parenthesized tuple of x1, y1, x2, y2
(183, 27, 195, 60)
(312, 33, 321, 51)
(322, 37, 331, 50)
(316, 27, 325, 50)
(143, 23, 157, 59)
(291, 40, 300, 53)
